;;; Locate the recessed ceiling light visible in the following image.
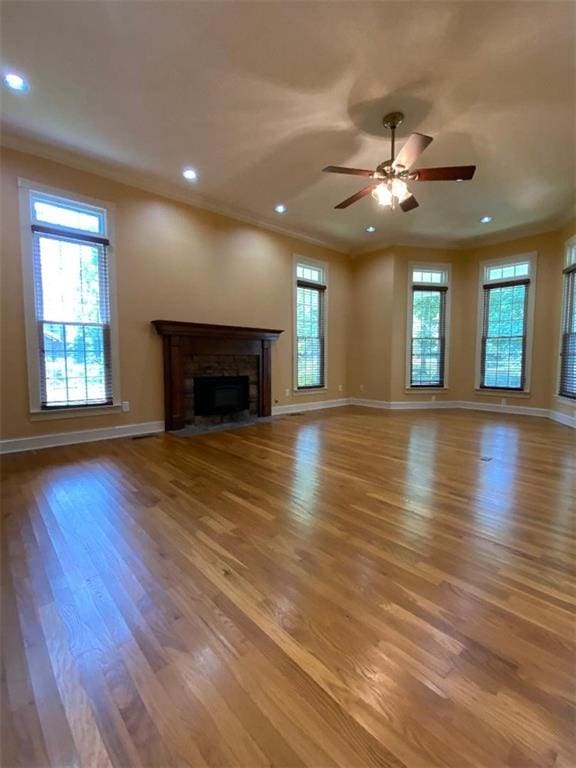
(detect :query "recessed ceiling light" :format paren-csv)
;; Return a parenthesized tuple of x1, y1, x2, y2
(274, 204, 287, 214)
(366, 226, 377, 233)
(182, 167, 198, 181)
(3, 72, 29, 93)
(480, 215, 493, 224)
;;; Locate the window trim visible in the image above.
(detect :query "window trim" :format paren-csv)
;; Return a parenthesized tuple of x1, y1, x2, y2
(405, 262, 451, 390)
(556, 235, 576, 402)
(293, 255, 328, 393)
(18, 178, 121, 416)
(474, 252, 537, 393)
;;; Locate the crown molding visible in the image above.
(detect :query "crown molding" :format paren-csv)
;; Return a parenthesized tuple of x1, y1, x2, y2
(451, 216, 573, 251)
(2, 128, 572, 259)
(353, 238, 463, 258)
(0, 128, 351, 255)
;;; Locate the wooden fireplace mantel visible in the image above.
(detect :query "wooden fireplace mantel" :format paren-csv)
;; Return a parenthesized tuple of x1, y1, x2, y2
(152, 320, 283, 430)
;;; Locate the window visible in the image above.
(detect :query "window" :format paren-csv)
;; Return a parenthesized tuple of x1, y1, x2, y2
(559, 239, 576, 399)
(408, 266, 449, 388)
(19, 182, 119, 411)
(295, 260, 326, 389)
(478, 255, 536, 391)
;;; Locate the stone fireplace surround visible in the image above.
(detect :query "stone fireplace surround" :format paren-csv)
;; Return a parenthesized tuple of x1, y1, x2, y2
(152, 321, 283, 431)
(185, 355, 258, 426)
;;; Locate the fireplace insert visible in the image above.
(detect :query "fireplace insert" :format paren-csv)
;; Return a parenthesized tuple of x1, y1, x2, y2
(193, 375, 250, 416)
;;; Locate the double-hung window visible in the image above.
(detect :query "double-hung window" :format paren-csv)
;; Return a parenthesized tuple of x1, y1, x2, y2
(478, 255, 535, 391)
(559, 238, 576, 399)
(408, 266, 449, 388)
(19, 182, 118, 411)
(295, 260, 326, 389)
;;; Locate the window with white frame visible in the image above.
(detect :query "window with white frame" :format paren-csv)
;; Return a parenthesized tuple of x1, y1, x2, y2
(478, 255, 535, 391)
(295, 260, 326, 389)
(408, 266, 449, 387)
(19, 183, 118, 410)
(559, 238, 576, 399)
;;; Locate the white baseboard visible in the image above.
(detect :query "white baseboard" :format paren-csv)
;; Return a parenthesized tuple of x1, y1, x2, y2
(549, 409, 576, 428)
(0, 420, 164, 455)
(349, 398, 574, 428)
(272, 398, 350, 416)
(348, 397, 388, 409)
(457, 401, 550, 418)
(349, 398, 458, 410)
(2, 399, 573, 455)
(389, 400, 457, 410)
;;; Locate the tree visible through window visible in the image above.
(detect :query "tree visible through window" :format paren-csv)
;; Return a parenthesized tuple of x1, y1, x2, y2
(296, 262, 325, 389)
(409, 267, 448, 388)
(479, 259, 532, 391)
(30, 191, 113, 408)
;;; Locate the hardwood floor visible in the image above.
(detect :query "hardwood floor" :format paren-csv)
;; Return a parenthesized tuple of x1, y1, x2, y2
(1, 406, 575, 768)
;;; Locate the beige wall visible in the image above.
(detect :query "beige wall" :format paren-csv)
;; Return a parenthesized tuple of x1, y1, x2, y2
(348, 249, 395, 401)
(1, 144, 574, 442)
(350, 226, 576, 414)
(0, 146, 351, 440)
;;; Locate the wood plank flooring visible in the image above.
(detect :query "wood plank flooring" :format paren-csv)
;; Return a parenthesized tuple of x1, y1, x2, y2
(1, 406, 575, 768)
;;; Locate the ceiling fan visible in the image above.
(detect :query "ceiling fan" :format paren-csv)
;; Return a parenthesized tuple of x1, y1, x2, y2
(323, 111, 476, 212)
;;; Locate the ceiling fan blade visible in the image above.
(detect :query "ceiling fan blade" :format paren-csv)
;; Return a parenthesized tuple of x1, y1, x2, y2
(323, 165, 374, 177)
(413, 165, 476, 181)
(400, 195, 419, 212)
(393, 133, 433, 170)
(334, 184, 376, 209)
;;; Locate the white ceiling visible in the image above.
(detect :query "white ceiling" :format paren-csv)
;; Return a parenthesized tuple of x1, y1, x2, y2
(1, 1, 575, 253)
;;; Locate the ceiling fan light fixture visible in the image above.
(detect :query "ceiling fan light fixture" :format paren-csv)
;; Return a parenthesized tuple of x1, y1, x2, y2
(372, 183, 393, 207)
(391, 177, 409, 201)
(372, 178, 409, 208)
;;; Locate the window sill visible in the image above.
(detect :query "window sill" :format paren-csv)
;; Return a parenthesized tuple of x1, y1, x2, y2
(292, 387, 328, 396)
(555, 395, 576, 405)
(473, 389, 531, 398)
(30, 404, 122, 421)
(404, 387, 450, 393)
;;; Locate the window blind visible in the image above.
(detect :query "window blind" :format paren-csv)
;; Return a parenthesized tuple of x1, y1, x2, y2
(559, 264, 576, 399)
(32, 226, 113, 408)
(410, 286, 447, 387)
(480, 278, 529, 390)
(296, 278, 325, 389)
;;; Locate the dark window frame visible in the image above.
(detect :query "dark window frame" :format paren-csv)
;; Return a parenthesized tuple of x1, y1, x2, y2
(409, 285, 448, 388)
(30, 211, 113, 410)
(559, 263, 576, 400)
(296, 276, 326, 390)
(479, 277, 530, 392)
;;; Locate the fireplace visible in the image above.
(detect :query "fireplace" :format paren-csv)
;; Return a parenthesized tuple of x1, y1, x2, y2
(152, 321, 283, 431)
(194, 375, 249, 416)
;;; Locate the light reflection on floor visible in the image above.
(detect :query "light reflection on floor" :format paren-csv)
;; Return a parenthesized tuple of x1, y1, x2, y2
(403, 423, 438, 509)
(474, 423, 519, 531)
(290, 424, 321, 523)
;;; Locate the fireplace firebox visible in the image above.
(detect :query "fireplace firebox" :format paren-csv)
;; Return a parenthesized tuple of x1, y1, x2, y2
(194, 376, 249, 416)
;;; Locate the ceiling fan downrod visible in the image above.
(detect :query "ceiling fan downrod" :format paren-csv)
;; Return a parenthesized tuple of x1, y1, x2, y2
(382, 111, 404, 167)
